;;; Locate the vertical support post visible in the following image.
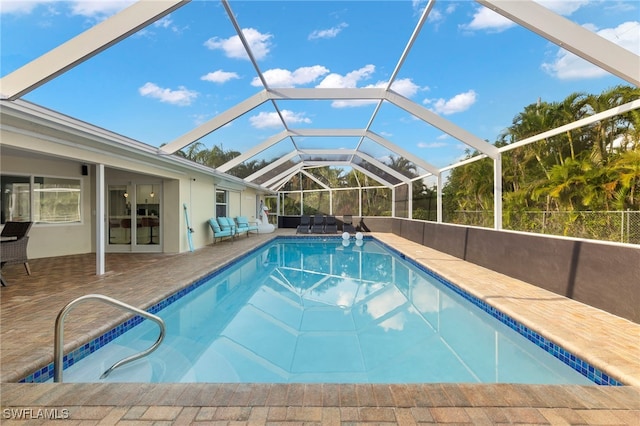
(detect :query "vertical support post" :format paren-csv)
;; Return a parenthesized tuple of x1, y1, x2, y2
(408, 182, 413, 220)
(436, 173, 443, 223)
(329, 189, 333, 215)
(493, 155, 503, 230)
(96, 164, 105, 275)
(391, 187, 396, 218)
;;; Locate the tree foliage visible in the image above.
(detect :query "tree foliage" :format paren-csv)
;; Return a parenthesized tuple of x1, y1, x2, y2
(444, 85, 640, 225)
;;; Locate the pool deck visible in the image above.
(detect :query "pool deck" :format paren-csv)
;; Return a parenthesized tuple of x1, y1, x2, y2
(1, 230, 639, 424)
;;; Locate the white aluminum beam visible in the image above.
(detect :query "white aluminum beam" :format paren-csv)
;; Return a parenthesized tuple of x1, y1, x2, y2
(500, 99, 640, 153)
(244, 150, 299, 182)
(160, 90, 271, 154)
(0, 0, 187, 100)
(268, 87, 387, 100)
(300, 170, 331, 190)
(384, 91, 500, 158)
(262, 164, 303, 188)
(440, 154, 489, 173)
(304, 161, 395, 188)
(478, 0, 640, 87)
(298, 149, 409, 183)
(217, 129, 289, 172)
(354, 152, 411, 183)
(366, 131, 440, 175)
(494, 155, 502, 230)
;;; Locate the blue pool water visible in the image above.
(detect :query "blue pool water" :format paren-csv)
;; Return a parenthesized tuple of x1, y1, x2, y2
(56, 238, 596, 384)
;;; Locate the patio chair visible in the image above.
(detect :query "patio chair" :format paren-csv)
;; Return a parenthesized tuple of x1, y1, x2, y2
(235, 216, 257, 236)
(324, 215, 338, 234)
(208, 218, 233, 244)
(1, 221, 33, 286)
(342, 215, 356, 234)
(296, 215, 311, 234)
(311, 215, 325, 233)
(222, 216, 247, 238)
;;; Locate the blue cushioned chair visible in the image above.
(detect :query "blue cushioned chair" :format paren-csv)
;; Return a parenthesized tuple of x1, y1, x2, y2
(208, 218, 233, 243)
(236, 216, 258, 235)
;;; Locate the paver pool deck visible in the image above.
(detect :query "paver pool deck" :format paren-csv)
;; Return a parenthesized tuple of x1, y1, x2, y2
(1, 230, 638, 424)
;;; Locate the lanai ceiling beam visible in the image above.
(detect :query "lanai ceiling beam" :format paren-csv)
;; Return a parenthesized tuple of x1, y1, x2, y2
(500, 99, 640, 153)
(268, 88, 386, 100)
(221, 0, 300, 152)
(262, 164, 304, 189)
(365, 131, 440, 175)
(350, 0, 436, 163)
(244, 151, 299, 182)
(478, 0, 640, 87)
(0, 0, 188, 100)
(297, 149, 409, 183)
(300, 170, 331, 190)
(304, 161, 395, 188)
(217, 130, 289, 173)
(384, 91, 499, 159)
(160, 90, 271, 154)
(352, 152, 412, 183)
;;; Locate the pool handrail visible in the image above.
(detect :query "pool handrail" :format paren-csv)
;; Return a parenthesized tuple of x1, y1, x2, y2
(54, 293, 166, 382)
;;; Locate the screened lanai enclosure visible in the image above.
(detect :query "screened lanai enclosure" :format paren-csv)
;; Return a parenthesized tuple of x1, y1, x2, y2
(2, 0, 639, 243)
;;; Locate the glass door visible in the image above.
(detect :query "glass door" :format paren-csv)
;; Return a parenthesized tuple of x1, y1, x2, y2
(108, 185, 130, 246)
(135, 184, 160, 246)
(107, 183, 161, 252)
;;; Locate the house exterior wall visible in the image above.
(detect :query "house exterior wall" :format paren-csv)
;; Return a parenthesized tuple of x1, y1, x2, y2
(1, 116, 264, 258)
(0, 150, 93, 258)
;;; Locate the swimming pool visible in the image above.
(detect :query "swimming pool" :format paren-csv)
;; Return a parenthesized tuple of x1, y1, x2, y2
(46, 237, 605, 385)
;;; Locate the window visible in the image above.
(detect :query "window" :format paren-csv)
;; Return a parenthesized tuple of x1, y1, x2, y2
(216, 190, 227, 218)
(1, 175, 81, 224)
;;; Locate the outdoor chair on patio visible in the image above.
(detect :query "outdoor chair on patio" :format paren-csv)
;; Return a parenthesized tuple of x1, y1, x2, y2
(342, 215, 356, 234)
(208, 218, 233, 243)
(324, 215, 338, 234)
(235, 216, 258, 235)
(311, 215, 325, 233)
(296, 215, 311, 234)
(221, 216, 247, 238)
(1, 221, 33, 286)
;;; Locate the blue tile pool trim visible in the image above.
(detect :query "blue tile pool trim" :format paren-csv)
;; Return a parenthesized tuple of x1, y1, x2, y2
(21, 235, 622, 386)
(374, 238, 623, 386)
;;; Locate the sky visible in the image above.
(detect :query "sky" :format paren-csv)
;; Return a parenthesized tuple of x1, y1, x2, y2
(1, 0, 639, 177)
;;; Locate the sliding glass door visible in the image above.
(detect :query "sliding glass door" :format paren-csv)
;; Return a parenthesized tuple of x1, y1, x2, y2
(107, 182, 161, 252)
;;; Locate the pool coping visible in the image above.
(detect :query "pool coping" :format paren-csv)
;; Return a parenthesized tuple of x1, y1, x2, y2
(20, 234, 637, 387)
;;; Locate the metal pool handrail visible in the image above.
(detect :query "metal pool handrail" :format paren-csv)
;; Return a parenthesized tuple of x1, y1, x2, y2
(54, 294, 166, 383)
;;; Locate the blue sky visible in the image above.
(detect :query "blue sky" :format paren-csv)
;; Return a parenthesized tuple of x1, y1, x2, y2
(1, 0, 639, 173)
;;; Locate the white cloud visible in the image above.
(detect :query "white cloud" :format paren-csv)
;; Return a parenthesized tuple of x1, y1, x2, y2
(201, 70, 240, 84)
(542, 21, 640, 80)
(417, 141, 448, 148)
(249, 110, 311, 129)
(384, 78, 420, 98)
(0, 1, 45, 14)
(69, 1, 133, 18)
(534, 0, 590, 16)
(308, 22, 348, 40)
(204, 28, 272, 61)
(317, 64, 375, 89)
(461, 6, 515, 33)
(0, 0, 132, 17)
(251, 65, 330, 87)
(138, 82, 198, 106)
(462, 1, 591, 33)
(316, 65, 420, 108)
(424, 90, 477, 115)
